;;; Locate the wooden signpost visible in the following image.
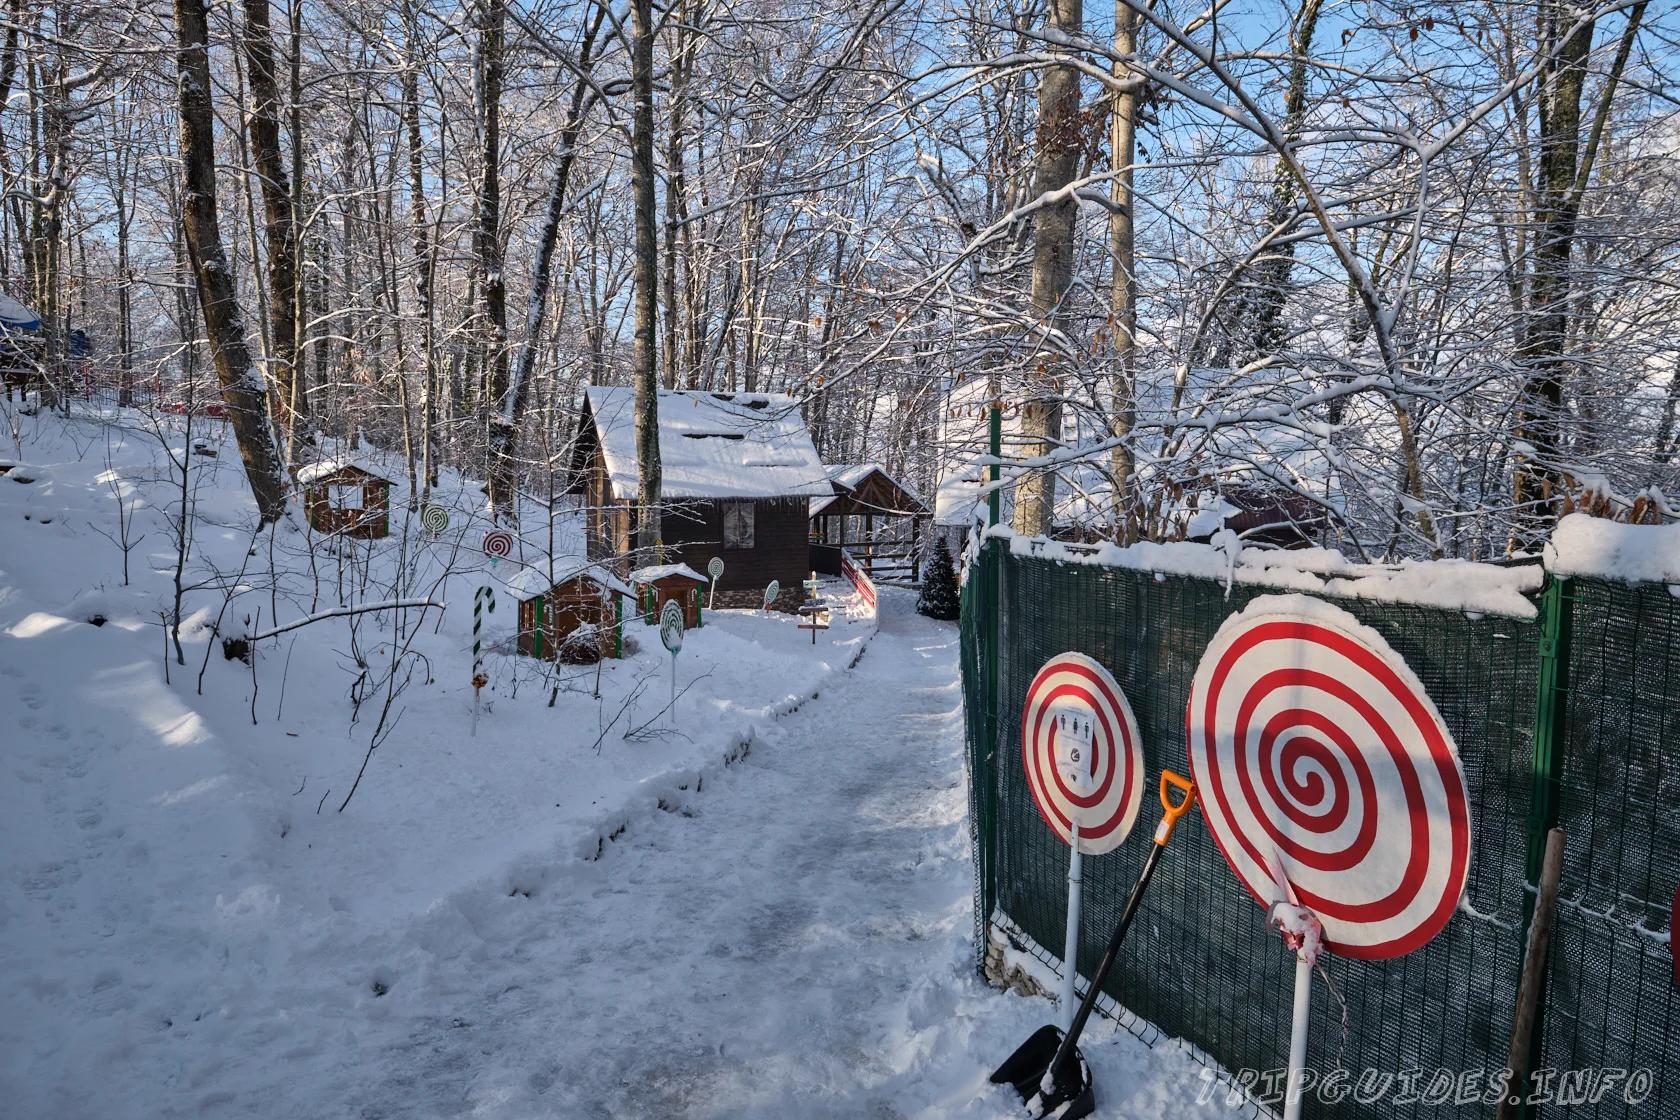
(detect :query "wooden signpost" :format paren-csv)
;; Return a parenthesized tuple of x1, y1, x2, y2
(798, 571, 829, 642)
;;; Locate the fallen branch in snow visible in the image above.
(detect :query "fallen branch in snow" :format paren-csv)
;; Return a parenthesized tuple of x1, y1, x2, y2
(224, 598, 446, 657)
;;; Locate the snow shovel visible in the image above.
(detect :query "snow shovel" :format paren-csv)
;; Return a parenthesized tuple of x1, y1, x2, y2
(990, 770, 1197, 1120)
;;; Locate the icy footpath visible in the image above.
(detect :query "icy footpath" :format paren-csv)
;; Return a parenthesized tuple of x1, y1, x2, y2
(264, 588, 1232, 1119)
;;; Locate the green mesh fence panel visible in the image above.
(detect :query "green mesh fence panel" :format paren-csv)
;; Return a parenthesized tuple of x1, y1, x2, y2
(969, 546, 1554, 1117)
(1533, 577, 1680, 1117)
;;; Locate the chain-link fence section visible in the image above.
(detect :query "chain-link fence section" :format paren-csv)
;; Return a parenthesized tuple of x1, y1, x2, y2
(961, 544, 1677, 1118)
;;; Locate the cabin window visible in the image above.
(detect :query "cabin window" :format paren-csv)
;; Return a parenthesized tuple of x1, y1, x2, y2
(333, 484, 363, 511)
(723, 502, 755, 549)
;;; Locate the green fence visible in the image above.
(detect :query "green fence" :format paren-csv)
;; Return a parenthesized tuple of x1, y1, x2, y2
(960, 541, 1679, 1117)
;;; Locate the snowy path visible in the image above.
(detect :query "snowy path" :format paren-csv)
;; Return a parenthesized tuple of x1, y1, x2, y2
(306, 588, 1224, 1120)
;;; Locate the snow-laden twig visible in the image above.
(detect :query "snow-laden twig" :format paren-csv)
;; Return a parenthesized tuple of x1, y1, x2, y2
(244, 597, 446, 643)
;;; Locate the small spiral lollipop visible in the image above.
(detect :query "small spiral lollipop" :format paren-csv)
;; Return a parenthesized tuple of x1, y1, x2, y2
(482, 529, 515, 561)
(420, 504, 450, 535)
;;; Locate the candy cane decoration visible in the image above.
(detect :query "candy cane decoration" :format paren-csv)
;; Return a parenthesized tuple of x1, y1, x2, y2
(472, 585, 495, 736)
(1188, 595, 1471, 1120)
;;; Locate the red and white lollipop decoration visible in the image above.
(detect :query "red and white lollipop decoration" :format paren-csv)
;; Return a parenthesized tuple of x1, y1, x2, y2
(1188, 595, 1471, 1119)
(1022, 652, 1145, 1031)
(1022, 652, 1146, 855)
(1188, 596, 1471, 959)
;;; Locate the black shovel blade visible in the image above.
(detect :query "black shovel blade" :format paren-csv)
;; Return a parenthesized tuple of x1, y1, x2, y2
(988, 1025, 1095, 1120)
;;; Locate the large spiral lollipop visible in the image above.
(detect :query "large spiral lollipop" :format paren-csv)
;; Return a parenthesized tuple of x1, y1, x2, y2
(1187, 596, 1471, 959)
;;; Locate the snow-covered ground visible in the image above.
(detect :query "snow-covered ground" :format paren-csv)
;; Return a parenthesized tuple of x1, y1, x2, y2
(3, 407, 1231, 1118)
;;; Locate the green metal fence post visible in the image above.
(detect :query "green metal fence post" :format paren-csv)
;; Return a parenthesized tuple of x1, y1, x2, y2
(1517, 574, 1572, 1116)
(980, 402, 1002, 947)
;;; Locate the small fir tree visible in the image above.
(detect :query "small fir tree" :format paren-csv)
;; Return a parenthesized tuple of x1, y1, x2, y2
(918, 537, 961, 620)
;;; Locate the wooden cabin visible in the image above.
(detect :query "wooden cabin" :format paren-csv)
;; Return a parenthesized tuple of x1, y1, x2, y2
(569, 388, 833, 612)
(296, 457, 392, 539)
(507, 564, 630, 663)
(629, 563, 706, 629)
(809, 463, 930, 579)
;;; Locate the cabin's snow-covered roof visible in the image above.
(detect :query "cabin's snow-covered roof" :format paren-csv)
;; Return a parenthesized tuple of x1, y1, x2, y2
(503, 562, 634, 600)
(583, 387, 832, 501)
(628, 562, 708, 586)
(295, 455, 390, 485)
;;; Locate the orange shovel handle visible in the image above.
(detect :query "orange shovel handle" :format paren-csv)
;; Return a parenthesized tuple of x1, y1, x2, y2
(1154, 770, 1197, 846)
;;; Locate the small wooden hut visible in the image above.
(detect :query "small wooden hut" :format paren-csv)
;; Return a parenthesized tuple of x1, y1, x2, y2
(628, 563, 707, 629)
(507, 564, 631, 663)
(296, 456, 392, 539)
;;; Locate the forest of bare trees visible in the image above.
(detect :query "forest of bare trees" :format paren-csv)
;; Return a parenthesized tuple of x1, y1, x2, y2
(4, 0, 1678, 560)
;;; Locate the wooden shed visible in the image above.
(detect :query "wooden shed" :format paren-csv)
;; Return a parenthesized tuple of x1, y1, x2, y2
(507, 564, 631, 663)
(296, 456, 392, 539)
(628, 563, 707, 629)
(809, 463, 930, 578)
(569, 388, 833, 612)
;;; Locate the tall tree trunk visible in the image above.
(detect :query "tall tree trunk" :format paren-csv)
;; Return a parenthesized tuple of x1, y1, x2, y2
(1246, 0, 1323, 357)
(173, 0, 288, 522)
(631, 0, 662, 549)
(1109, 2, 1139, 542)
(241, 0, 299, 453)
(287, 0, 310, 452)
(1510, 1, 1643, 550)
(1014, 0, 1081, 537)
(403, 0, 437, 498)
(661, 0, 696, 391)
(476, 0, 511, 515)
(487, 4, 603, 516)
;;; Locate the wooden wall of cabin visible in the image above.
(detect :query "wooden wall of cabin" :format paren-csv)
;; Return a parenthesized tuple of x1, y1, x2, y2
(661, 497, 808, 611)
(304, 474, 390, 539)
(517, 582, 620, 663)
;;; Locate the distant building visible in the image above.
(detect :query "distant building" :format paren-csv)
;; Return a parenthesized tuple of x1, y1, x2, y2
(1187, 487, 1327, 549)
(295, 456, 393, 539)
(569, 388, 832, 612)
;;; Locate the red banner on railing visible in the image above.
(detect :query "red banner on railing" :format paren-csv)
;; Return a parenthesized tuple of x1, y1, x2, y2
(840, 549, 877, 615)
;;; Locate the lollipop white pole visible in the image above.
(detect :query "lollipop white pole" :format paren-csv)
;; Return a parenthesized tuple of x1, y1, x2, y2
(1058, 819, 1082, 1030)
(1284, 952, 1313, 1120)
(1266, 850, 1322, 1120)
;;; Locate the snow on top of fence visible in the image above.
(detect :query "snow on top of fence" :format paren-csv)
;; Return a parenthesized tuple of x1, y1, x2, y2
(985, 525, 1544, 619)
(1544, 513, 1680, 584)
